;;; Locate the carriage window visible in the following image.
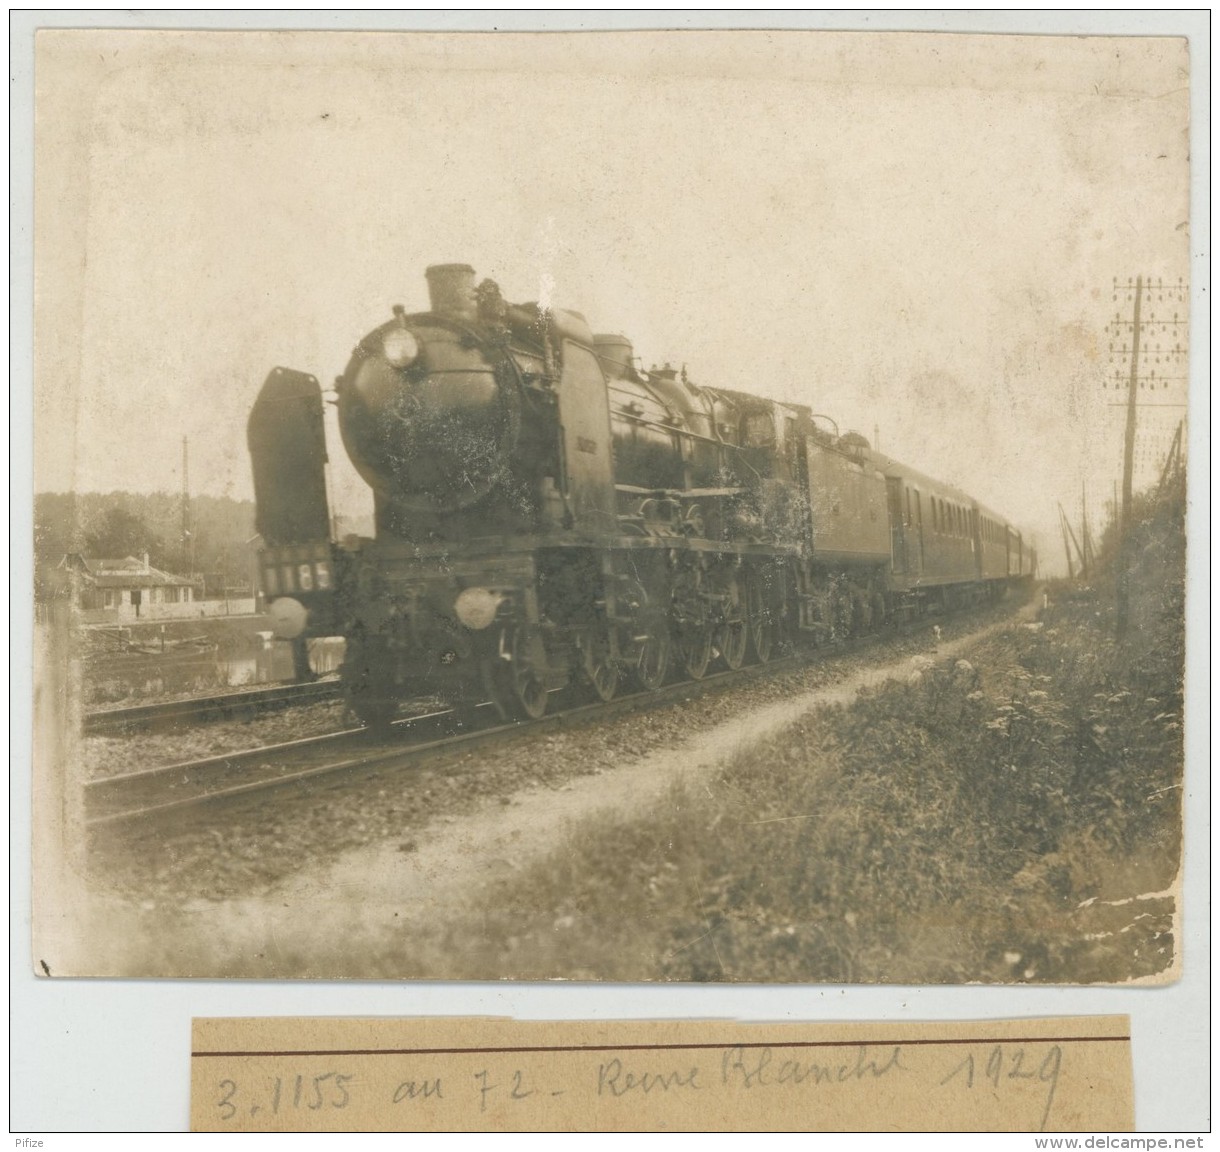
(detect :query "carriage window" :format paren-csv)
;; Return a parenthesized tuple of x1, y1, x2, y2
(742, 412, 775, 448)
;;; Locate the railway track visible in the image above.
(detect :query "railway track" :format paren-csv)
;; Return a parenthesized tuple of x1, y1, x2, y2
(83, 679, 341, 735)
(84, 599, 1032, 831)
(84, 650, 807, 829)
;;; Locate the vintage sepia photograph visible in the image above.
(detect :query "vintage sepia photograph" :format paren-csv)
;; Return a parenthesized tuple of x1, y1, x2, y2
(32, 26, 1190, 984)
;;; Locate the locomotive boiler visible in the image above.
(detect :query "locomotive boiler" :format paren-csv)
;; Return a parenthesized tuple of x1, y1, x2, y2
(249, 264, 1035, 727)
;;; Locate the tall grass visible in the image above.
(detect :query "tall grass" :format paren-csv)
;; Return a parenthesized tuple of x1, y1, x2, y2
(402, 488, 1184, 984)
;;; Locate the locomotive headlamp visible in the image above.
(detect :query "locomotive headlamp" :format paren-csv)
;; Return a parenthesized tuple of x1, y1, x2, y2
(268, 596, 308, 640)
(454, 586, 504, 631)
(382, 327, 419, 369)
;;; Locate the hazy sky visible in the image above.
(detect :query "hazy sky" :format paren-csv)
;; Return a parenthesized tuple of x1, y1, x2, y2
(34, 29, 1190, 565)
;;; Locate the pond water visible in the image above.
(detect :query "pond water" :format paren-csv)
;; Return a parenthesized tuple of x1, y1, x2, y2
(85, 636, 347, 705)
(223, 636, 347, 685)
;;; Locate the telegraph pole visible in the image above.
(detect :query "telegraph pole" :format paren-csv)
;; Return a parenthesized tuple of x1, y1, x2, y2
(1115, 276, 1141, 640)
(1059, 507, 1075, 581)
(1120, 279, 1143, 536)
(182, 436, 193, 580)
(1157, 419, 1185, 494)
(1081, 482, 1094, 580)
(1106, 275, 1188, 640)
(1059, 502, 1086, 577)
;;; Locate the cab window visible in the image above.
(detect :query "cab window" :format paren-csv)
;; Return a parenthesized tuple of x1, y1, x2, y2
(742, 411, 775, 448)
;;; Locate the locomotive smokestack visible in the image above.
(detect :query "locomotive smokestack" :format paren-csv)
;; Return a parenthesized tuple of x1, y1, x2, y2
(425, 264, 477, 319)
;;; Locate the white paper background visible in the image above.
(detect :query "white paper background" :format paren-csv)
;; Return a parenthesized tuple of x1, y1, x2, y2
(10, 9, 1210, 1135)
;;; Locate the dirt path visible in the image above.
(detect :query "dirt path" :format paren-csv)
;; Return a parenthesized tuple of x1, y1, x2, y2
(161, 613, 1030, 976)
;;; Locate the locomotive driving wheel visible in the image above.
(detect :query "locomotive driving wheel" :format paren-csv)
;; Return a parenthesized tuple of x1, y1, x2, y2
(580, 623, 619, 703)
(747, 572, 775, 664)
(717, 570, 748, 671)
(490, 624, 548, 721)
(632, 618, 671, 691)
(676, 622, 713, 680)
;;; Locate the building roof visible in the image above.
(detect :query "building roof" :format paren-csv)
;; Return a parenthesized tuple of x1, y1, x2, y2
(56, 554, 199, 588)
(86, 557, 143, 572)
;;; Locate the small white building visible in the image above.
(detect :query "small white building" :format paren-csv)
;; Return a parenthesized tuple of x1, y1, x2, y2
(56, 554, 203, 622)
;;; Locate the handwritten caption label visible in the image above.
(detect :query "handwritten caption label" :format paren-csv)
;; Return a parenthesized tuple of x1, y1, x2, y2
(191, 1017, 1132, 1132)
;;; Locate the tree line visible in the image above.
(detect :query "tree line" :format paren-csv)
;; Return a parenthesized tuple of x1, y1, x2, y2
(34, 491, 258, 595)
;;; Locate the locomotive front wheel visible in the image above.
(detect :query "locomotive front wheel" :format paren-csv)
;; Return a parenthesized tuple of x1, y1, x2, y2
(448, 701, 484, 734)
(747, 575, 775, 664)
(491, 626, 548, 721)
(677, 624, 713, 680)
(290, 636, 318, 682)
(342, 638, 397, 731)
(632, 623, 671, 691)
(580, 626, 619, 703)
(718, 572, 748, 671)
(350, 693, 397, 731)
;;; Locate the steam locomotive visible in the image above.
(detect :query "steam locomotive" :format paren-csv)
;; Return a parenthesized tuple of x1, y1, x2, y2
(249, 264, 1035, 727)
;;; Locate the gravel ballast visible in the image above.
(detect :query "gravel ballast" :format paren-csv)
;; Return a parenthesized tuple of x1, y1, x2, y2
(83, 600, 1030, 914)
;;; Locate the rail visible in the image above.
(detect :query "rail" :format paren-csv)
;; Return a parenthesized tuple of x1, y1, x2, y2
(83, 679, 341, 735)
